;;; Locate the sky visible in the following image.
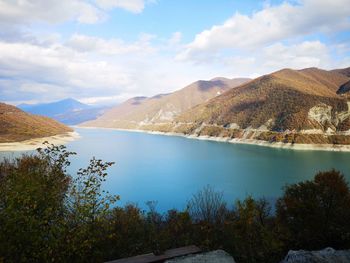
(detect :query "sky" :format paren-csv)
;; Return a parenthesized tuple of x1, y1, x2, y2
(0, 0, 349, 106)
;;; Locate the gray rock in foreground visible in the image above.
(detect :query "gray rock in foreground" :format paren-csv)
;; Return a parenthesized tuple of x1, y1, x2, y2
(281, 247, 350, 263)
(165, 250, 235, 263)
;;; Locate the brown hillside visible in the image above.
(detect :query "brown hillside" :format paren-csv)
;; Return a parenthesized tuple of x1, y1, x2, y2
(331, 67, 350, 77)
(177, 68, 350, 132)
(0, 103, 73, 143)
(82, 78, 250, 129)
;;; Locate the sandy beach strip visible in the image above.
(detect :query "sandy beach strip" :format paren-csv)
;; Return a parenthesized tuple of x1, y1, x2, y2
(77, 126, 350, 152)
(0, 131, 80, 152)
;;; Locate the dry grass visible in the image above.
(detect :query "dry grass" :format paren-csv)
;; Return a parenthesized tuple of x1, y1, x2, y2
(82, 78, 250, 128)
(177, 68, 350, 132)
(0, 103, 72, 143)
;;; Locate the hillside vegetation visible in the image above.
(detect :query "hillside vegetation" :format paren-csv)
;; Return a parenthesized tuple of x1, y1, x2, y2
(81, 67, 350, 146)
(177, 68, 349, 130)
(170, 67, 350, 145)
(0, 103, 73, 143)
(82, 78, 250, 129)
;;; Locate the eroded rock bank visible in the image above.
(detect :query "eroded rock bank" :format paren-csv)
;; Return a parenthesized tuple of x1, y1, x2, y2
(281, 247, 350, 263)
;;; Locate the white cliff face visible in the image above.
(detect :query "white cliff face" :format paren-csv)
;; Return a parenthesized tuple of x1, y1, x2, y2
(307, 102, 350, 132)
(227, 123, 240, 129)
(308, 104, 332, 126)
(257, 119, 275, 131)
(154, 103, 181, 122)
(300, 129, 324, 134)
(138, 104, 181, 125)
(336, 102, 350, 124)
(153, 109, 178, 121)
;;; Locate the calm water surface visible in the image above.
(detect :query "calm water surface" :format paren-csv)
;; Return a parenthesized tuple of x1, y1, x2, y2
(1, 127, 350, 211)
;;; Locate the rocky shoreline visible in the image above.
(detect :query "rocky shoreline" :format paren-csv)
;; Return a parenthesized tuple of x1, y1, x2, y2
(78, 126, 350, 152)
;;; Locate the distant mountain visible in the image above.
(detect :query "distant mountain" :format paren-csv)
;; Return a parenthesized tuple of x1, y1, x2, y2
(19, 98, 107, 125)
(81, 78, 250, 129)
(0, 103, 72, 143)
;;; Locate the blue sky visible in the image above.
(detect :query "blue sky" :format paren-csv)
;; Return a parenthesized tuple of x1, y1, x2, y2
(0, 0, 349, 105)
(37, 1, 271, 40)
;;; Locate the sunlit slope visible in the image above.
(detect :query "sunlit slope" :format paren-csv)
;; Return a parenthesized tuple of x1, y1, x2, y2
(177, 68, 350, 132)
(82, 78, 250, 129)
(0, 103, 73, 143)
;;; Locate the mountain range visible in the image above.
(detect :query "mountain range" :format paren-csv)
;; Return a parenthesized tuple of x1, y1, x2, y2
(0, 103, 72, 143)
(82, 78, 250, 129)
(81, 67, 350, 145)
(19, 98, 107, 125)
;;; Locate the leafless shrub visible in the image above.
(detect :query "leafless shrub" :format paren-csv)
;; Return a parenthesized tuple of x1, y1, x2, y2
(187, 185, 227, 224)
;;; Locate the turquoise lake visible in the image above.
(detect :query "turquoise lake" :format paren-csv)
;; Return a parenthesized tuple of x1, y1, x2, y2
(1, 127, 350, 212)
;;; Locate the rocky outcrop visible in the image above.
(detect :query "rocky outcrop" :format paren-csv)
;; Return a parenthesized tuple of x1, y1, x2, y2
(281, 247, 350, 263)
(308, 104, 333, 127)
(165, 250, 235, 263)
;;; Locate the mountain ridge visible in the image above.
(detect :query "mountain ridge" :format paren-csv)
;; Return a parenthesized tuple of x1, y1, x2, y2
(19, 98, 108, 125)
(82, 77, 250, 129)
(82, 67, 350, 146)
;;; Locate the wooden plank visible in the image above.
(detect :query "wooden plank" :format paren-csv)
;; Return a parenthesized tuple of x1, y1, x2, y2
(105, 245, 202, 263)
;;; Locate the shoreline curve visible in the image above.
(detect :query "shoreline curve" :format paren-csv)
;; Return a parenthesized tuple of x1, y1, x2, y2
(0, 131, 80, 152)
(77, 126, 350, 152)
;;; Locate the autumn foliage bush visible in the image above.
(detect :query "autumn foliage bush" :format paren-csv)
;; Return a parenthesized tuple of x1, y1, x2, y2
(0, 144, 349, 263)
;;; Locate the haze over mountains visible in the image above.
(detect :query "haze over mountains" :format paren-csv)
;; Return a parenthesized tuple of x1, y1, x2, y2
(0, 103, 72, 143)
(82, 67, 350, 145)
(19, 98, 107, 125)
(82, 77, 250, 129)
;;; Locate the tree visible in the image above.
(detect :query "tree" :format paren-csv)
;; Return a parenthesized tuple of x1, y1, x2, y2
(104, 204, 147, 259)
(0, 143, 119, 263)
(0, 143, 75, 262)
(187, 185, 227, 224)
(162, 209, 193, 249)
(276, 169, 350, 249)
(66, 157, 119, 262)
(187, 185, 227, 249)
(225, 197, 282, 263)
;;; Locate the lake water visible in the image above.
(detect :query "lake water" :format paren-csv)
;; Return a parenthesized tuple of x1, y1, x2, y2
(1, 127, 350, 212)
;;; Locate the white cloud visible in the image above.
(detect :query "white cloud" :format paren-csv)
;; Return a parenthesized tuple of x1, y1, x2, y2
(96, 0, 145, 13)
(67, 33, 156, 55)
(0, 0, 349, 106)
(260, 41, 331, 70)
(178, 0, 350, 62)
(1, 34, 348, 106)
(0, 40, 132, 102)
(0, 0, 104, 24)
(80, 93, 140, 105)
(168, 32, 182, 46)
(0, 33, 215, 105)
(196, 40, 347, 79)
(0, 0, 148, 26)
